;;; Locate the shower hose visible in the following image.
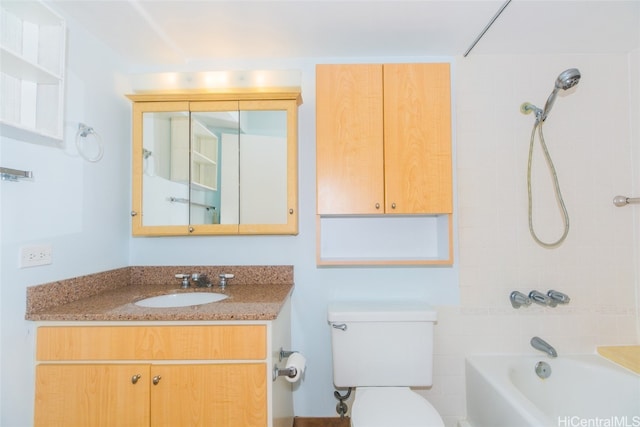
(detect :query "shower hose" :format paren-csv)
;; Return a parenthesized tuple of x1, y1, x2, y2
(527, 120, 570, 248)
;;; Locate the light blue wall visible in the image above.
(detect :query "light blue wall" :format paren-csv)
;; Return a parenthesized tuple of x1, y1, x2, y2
(0, 13, 130, 425)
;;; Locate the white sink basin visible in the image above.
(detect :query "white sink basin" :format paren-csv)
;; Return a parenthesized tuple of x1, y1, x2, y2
(135, 292, 228, 308)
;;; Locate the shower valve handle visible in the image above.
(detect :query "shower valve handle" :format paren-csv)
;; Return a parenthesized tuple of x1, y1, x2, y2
(547, 290, 570, 306)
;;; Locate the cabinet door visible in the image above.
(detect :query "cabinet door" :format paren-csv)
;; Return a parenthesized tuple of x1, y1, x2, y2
(383, 63, 452, 214)
(316, 64, 385, 214)
(132, 101, 191, 235)
(150, 363, 267, 427)
(237, 100, 298, 234)
(188, 100, 240, 235)
(34, 364, 150, 427)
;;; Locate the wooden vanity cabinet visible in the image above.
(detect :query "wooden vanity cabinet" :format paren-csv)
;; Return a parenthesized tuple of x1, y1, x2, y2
(34, 317, 292, 427)
(316, 63, 452, 215)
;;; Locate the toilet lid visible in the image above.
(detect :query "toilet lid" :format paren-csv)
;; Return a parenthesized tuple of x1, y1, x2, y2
(351, 388, 444, 427)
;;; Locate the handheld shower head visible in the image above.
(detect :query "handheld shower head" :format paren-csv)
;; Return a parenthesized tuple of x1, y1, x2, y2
(541, 68, 581, 121)
(555, 68, 581, 90)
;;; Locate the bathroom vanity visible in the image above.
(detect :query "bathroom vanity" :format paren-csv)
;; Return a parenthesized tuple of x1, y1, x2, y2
(27, 266, 294, 427)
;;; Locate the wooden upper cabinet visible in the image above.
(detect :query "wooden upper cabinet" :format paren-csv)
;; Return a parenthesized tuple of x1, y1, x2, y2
(316, 64, 384, 215)
(316, 63, 452, 215)
(383, 63, 452, 214)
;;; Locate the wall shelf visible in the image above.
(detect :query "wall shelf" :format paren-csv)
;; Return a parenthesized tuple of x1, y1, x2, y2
(316, 214, 453, 266)
(0, 1, 66, 145)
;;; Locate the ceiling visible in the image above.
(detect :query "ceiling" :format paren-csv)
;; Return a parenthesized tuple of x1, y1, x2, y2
(47, 0, 640, 67)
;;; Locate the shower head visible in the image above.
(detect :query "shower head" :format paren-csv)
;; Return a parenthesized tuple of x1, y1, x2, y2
(541, 68, 581, 121)
(555, 68, 581, 90)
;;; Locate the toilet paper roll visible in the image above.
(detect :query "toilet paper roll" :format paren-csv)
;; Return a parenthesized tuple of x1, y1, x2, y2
(285, 352, 306, 383)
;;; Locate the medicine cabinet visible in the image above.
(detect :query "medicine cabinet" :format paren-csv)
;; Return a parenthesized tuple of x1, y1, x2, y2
(0, 1, 66, 145)
(128, 91, 301, 236)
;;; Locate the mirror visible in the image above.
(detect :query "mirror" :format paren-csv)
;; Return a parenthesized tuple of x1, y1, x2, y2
(129, 93, 300, 235)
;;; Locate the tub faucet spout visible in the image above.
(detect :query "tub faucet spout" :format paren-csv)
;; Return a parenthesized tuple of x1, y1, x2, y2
(531, 336, 557, 358)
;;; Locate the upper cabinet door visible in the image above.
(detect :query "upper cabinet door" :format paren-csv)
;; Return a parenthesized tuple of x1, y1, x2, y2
(316, 64, 385, 215)
(316, 63, 452, 216)
(383, 63, 452, 214)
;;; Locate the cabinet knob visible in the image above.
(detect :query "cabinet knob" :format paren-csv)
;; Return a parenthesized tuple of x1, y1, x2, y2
(131, 374, 141, 384)
(289, 208, 294, 215)
(152, 375, 162, 385)
(130, 211, 138, 217)
(391, 203, 396, 209)
(188, 227, 194, 233)
(375, 203, 380, 209)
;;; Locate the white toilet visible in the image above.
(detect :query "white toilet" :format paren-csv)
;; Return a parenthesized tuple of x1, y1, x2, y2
(328, 301, 445, 427)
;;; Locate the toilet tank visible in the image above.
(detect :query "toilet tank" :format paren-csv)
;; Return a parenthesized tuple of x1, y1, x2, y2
(328, 301, 437, 388)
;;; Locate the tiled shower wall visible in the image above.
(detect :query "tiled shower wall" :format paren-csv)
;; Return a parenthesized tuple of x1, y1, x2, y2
(423, 53, 639, 426)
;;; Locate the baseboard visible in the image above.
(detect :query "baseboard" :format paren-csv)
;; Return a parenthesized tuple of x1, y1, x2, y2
(293, 416, 351, 427)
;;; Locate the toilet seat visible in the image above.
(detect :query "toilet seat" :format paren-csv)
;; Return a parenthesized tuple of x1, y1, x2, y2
(351, 387, 444, 427)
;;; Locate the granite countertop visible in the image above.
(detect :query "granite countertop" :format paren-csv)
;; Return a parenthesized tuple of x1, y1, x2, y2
(25, 266, 294, 322)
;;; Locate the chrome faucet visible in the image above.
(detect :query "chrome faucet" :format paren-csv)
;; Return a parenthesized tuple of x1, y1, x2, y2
(531, 336, 557, 358)
(191, 273, 212, 288)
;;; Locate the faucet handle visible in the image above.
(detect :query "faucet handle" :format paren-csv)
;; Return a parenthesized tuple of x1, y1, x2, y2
(528, 290, 551, 306)
(510, 291, 531, 309)
(218, 273, 234, 290)
(175, 274, 190, 288)
(547, 290, 570, 307)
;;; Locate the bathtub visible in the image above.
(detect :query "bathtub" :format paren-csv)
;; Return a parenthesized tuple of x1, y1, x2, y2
(464, 354, 640, 427)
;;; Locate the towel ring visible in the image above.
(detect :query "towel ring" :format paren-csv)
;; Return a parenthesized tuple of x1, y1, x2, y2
(76, 123, 104, 162)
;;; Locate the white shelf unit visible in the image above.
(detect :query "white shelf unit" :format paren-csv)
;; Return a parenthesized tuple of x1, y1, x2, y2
(191, 120, 218, 191)
(0, 1, 66, 145)
(317, 214, 453, 266)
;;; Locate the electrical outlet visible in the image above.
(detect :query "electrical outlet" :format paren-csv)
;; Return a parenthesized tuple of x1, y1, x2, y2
(19, 244, 53, 268)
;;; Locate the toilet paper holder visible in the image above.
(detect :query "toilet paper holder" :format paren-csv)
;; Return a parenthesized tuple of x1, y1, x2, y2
(272, 365, 298, 381)
(273, 348, 305, 382)
(279, 347, 295, 361)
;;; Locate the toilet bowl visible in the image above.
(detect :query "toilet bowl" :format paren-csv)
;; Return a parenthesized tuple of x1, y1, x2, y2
(351, 387, 444, 427)
(328, 301, 445, 427)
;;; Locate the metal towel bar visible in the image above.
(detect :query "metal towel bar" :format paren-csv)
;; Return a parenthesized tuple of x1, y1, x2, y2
(613, 195, 640, 207)
(1, 167, 33, 181)
(168, 196, 215, 210)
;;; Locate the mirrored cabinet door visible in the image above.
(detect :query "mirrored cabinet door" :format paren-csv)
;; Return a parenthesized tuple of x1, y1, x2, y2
(132, 101, 192, 235)
(188, 101, 240, 235)
(237, 100, 297, 234)
(129, 92, 300, 236)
